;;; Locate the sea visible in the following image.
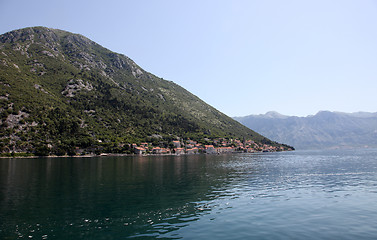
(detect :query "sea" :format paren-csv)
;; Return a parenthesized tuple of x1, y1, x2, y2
(1, 148, 377, 239)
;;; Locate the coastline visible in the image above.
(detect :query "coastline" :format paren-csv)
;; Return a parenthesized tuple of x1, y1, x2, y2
(0, 149, 293, 159)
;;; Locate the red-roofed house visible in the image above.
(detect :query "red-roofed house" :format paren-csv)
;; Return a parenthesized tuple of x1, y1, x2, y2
(134, 147, 146, 155)
(172, 141, 181, 148)
(152, 147, 162, 154)
(205, 145, 216, 154)
(186, 147, 199, 154)
(175, 148, 185, 155)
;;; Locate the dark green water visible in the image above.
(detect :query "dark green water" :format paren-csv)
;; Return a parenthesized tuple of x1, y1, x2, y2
(1, 149, 377, 239)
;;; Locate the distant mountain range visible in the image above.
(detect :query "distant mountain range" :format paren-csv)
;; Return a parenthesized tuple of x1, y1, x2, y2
(0, 27, 290, 155)
(234, 111, 377, 150)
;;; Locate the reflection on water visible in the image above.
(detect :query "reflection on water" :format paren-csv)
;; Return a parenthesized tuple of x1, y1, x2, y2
(1, 149, 377, 239)
(0, 154, 243, 239)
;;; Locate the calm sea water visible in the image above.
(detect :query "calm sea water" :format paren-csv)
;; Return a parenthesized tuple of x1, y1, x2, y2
(1, 149, 377, 239)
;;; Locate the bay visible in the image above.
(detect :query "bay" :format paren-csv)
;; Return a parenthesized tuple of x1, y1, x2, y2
(1, 149, 377, 239)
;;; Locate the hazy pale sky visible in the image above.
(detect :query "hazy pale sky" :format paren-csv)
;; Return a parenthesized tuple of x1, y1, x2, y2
(1, 0, 376, 117)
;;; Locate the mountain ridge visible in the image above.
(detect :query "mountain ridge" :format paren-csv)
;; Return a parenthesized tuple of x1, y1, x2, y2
(0, 27, 292, 155)
(234, 111, 377, 150)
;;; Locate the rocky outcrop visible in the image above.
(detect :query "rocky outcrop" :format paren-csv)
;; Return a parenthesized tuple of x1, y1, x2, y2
(61, 79, 94, 97)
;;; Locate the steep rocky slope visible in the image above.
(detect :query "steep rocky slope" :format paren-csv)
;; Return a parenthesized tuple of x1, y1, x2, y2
(0, 27, 288, 155)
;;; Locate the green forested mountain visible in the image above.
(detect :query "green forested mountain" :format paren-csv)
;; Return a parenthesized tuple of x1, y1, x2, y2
(0, 27, 287, 155)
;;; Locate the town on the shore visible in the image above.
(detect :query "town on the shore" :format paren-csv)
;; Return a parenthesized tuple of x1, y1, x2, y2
(1, 137, 294, 158)
(131, 137, 293, 155)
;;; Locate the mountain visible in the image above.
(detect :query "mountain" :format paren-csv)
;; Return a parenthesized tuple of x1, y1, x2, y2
(0, 27, 291, 155)
(234, 111, 377, 150)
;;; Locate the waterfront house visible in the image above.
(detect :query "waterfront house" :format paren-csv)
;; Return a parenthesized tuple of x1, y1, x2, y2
(186, 147, 199, 154)
(217, 147, 234, 154)
(152, 147, 162, 154)
(175, 148, 185, 155)
(134, 147, 146, 155)
(205, 145, 216, 154)
(160, 148, 170, 154)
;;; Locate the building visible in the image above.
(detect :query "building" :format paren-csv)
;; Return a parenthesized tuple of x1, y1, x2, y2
(134, 147, 146, 155)
(152, 147, 170, 154)
(217, 147, 234, 154)
(140, 142, 149, 148)
(172, 141, 181, 148)
(186, 147, 199, 154)
(205, 145, 216, 154)
(152, 147, 162, 154)
(175, 148, 185, 155)
(185, 144, 194, 149)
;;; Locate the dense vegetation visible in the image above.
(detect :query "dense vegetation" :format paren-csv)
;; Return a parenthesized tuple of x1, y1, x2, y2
(0, 27, 288, 156)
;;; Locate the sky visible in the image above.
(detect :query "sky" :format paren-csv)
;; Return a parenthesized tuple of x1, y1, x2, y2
(1, 0, 377, 117)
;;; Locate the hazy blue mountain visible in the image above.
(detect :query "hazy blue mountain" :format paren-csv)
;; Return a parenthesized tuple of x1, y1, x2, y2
(234, 111, 377, 150)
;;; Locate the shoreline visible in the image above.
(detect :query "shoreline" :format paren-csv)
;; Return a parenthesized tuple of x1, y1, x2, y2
(0, 150, 292, 159)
